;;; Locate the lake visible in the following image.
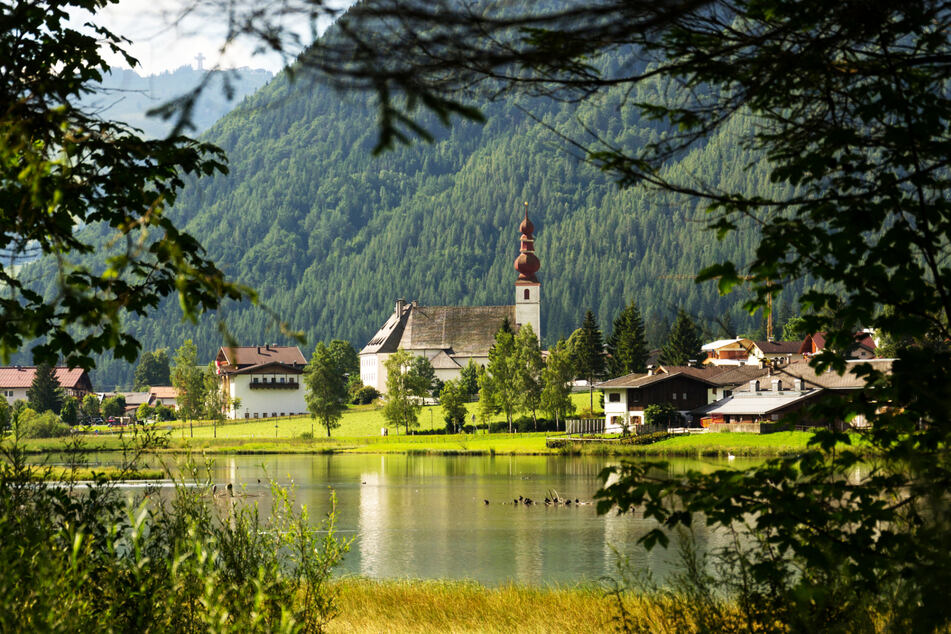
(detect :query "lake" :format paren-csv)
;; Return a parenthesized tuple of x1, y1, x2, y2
(87, 453, 756, 586)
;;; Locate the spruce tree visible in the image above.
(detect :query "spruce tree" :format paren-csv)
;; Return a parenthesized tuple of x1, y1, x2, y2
(27, 363, 62, 414)
(607, 300, 649, 377)
(570, 310, 607, 409)
(659, 310, 704, 367)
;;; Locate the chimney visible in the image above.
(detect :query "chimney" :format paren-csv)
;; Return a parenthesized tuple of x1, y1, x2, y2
(750, 379, 760, 393)
(257, 346, 261, 354)
(771, 378, 782, 392)
(396, 298, 405, 315)
(794, 378, 803, 392)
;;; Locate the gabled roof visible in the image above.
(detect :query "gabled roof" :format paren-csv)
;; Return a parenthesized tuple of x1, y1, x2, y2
(216, 346, 306, 369)
(752, 340, 802, 355)
(430, 350, 462, 370)
(701, 338, 743, 351)
(0, 366, 92, 391)
(770, 358, 892, 390)
(148, 386, 178, 400)
(800, 332, 877, 355)
(221, 361, 305, 375)
(361, 302, 516, 357)
(597, 368, 720, 389)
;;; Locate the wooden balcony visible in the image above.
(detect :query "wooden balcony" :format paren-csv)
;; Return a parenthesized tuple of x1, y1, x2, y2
(249, 380, 299, 390)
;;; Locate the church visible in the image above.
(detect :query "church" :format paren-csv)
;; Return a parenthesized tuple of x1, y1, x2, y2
(359, 207, 541, 393)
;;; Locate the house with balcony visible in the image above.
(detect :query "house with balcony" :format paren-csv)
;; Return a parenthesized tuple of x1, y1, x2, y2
(701, 338, 802, 367)
(215, 345, 307, 419)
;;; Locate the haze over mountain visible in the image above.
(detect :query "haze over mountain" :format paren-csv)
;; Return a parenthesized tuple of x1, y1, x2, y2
(79, 65, 274, 138)
(35, 42, 805, 389)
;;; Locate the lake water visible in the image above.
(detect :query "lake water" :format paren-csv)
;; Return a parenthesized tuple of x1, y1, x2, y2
(83, 453, 756, 586)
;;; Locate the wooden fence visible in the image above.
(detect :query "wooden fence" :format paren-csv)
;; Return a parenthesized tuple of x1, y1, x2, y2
(565, 418, 605, 434)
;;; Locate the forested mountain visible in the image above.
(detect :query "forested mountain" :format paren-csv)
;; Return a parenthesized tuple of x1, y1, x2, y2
(79, 66, 273, 138)
(31, 44, 807, 389)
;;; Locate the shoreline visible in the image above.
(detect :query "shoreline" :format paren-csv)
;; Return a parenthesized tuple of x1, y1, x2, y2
(17, 430, 833, 458)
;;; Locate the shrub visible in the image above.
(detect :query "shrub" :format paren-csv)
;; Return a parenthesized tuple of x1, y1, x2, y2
(351, 385, 380, 405)
(17, 409, 70, 439)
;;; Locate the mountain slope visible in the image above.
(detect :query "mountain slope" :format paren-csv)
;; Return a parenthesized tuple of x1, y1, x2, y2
(54, 53, 801, 388)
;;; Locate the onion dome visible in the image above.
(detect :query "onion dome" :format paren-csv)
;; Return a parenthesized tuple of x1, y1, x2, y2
(514, 202, 540, 282)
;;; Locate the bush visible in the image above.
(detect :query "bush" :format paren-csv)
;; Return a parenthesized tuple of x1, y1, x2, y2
(153, 404, 175, 421)
(17, 409, 70, 439)
(351, 385, 380, 405)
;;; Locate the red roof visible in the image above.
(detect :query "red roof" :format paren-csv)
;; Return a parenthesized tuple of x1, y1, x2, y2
(0, 366, 91, 390)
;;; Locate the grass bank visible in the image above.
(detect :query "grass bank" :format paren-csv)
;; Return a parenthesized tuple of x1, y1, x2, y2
(19, 430, 832, 458)
(327, 578, 620, 633)
(24, 465, 166, 481)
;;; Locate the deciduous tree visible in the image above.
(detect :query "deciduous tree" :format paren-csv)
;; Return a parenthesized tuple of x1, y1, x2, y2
(171, 340, 205, 437)
(541, 338, 575, 431)
(304, 342, 348, 437)
(514, 323, 544, 430)
(382, 349, 428, 434)
(134, 349, 171, 390)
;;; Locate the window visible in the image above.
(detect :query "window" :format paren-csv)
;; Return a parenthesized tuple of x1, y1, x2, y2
(523, 288, 530, 300)
(683, 393, 687, 400)
(272, 412, 277, 418)
(724, 390, 732, 398)
(608, 392, 620, 403)
(280, 412, 285, 417)
(672, 392, 677, 400)
(252, 377, 258, 384)
(245, 413, 249, 419)
(280, 377, 285, 383)
(254, 413, 260, 418)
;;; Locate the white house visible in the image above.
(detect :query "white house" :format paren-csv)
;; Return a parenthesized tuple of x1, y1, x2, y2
(0, 366, 93, 405)
(215, 345, 308, 419)
(701, 338, 802, 366)
(360, 208, 541, 394)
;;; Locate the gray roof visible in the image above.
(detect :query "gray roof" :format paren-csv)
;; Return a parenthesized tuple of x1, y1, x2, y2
(361, 302, 515, 357)
(693, 389, 823, 416)
(770, 358, 893, 390)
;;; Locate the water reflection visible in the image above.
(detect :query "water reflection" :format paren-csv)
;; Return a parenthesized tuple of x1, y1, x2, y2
(79, 453, 757, 585)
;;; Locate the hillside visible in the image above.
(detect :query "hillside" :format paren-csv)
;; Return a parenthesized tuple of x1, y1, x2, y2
(32, 49, 805, 389)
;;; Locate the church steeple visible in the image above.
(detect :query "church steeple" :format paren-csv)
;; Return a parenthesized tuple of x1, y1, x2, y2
(514, 202, 541, 339)
(514, 201, 540, 282)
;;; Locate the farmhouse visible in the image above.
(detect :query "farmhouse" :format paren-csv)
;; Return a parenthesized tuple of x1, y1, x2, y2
(215, 345, 307, 419)
(0, 366, 93, 405)
(360, 208, 541, 393)
(701, 338, 802, 366)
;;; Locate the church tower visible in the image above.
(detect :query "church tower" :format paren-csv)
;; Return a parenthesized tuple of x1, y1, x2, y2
(514, 202, 541, 339)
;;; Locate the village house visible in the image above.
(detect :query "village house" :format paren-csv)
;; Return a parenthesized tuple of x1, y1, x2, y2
(215, 345, 308, 419)
(0, 366, 93, 405)
(701, 337, 803, 366)
(148, 386, 179, 411)
(360, 208, 541, 393)
(799, 331, 877, 359)
(693, 358, 893, 428)
(599, 364, 778, 431)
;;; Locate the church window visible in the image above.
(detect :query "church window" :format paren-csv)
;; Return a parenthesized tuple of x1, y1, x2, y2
(524, 289, 530, 300)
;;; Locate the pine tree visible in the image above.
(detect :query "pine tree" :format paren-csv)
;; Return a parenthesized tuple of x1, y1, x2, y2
(570, 310, 607, 409)
(606, 300, 649, 377)
(660, 310, 704, 367)
(27, 363, 62, 414)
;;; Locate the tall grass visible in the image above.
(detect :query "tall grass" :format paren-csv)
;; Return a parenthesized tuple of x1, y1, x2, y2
(0, 411, 349, 632)
(328, 579, 618, 633)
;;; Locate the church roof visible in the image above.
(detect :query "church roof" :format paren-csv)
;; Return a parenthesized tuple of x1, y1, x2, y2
(360, 303, 516, 356)
(430, 350, 462, 370)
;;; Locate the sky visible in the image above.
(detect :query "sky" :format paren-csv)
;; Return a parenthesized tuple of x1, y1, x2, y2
(73, 0, 351, 75)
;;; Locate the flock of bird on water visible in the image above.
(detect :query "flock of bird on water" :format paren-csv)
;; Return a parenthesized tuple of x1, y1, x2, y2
(484, 491, 591, 507)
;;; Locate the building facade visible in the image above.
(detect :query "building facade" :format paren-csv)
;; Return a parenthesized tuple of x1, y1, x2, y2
(215, 345, 308, 419)
(0, 366, 93, 405)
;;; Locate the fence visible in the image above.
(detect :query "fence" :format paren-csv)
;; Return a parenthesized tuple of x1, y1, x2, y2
(565, 418, 605, 435)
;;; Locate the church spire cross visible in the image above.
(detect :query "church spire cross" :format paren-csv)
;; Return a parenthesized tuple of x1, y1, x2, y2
(514, 201, 540, 282)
